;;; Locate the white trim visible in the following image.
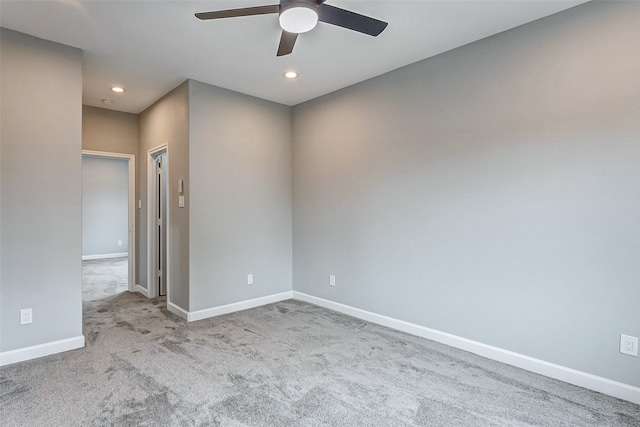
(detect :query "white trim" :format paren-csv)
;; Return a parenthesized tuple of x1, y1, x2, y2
(82, 150, 136, 293)
(135, 284, 149, 298)
(291, 291, 640, 405)
(146, 144, 169, 300)
(82, 150, 133, 160)
(165, 292, 294, 322)
(167, 301, 189, 320)
(82, 252, 128, 260)
(0, 336, 85, 366)
(188, 291, 293, 322)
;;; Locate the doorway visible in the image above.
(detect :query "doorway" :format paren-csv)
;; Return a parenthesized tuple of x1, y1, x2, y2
(147, 145, 169, 299)
(81, 150, 136, 300)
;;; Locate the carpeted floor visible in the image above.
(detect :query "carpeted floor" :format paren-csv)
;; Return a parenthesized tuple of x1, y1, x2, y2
(1, 261, 639, 425)
(82, 257, 129, 303)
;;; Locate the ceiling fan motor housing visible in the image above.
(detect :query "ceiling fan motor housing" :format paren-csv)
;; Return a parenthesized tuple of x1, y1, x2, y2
(279, 0, 320, 34)
(280, 0, 322, 9)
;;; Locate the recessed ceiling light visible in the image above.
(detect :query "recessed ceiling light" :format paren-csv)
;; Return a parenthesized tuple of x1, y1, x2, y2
(283, 71, 298, 79)
(110, 87, 125, 93)
(102, 99, 113, 105)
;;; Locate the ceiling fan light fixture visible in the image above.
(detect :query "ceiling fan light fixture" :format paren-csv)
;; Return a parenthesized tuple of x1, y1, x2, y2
(279, 3, 318, 34)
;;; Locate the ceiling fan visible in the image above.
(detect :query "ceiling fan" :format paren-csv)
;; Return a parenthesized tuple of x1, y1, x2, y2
(195, 0, 388, 57)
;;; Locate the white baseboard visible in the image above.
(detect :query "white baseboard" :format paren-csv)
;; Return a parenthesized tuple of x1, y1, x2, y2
(134, 284, 149, 298)
(0, 335, 85, 367)
(82, 252, 128, 261)
(174, 291, 294, 322)
(291, 291, 640, 405)
(167, 301, 189, 320)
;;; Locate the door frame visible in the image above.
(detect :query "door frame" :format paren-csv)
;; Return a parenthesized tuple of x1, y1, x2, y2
(82, 150, 136, 292)
(146, 143, 170, 300)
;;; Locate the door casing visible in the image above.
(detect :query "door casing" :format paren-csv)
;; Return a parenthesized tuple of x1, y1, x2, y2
(146, 144, 170, 300)
(81, 150, 136, 292)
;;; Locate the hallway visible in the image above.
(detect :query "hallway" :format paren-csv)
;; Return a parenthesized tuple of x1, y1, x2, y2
(82, 257, 128, 304)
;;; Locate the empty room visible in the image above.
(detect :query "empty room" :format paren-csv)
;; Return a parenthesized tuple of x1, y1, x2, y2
(1, 0, 639, 425)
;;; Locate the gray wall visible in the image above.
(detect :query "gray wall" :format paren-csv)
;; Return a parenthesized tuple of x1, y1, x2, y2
(83, 106, 139, 155)
(292, 1, 640, 387)
(138, 82, 190, 308)
(82, 156, 129, 256)
(1, 29, 83, 352)
(82, 106, 139, 278)
(188, 80, 292, 311)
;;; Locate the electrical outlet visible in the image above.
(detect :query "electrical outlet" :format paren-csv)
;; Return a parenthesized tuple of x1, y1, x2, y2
(620, 334, 638, 356)
(329, 275, 336, 287)
(247, 274, 253, 285)
(20, 308, 32, 325)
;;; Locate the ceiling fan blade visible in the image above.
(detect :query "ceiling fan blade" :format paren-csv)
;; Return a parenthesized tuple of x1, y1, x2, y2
(317, 4, 388, 36)
(277, 31, 298, 56)
(195, 5, 279, 20)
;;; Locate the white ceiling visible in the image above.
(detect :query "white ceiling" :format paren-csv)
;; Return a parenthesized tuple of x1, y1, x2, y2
(0, 0, 588, 114)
